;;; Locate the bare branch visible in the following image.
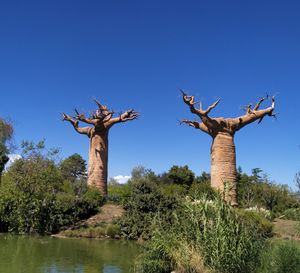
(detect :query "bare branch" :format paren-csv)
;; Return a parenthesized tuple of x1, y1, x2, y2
(62, 113, 91, 136)
(73, 108, 97, 125)
(204, 98, 221, 114)
(102, 111, 114, 123)
(106, 109, 139, 127)
(253, 96, 267, 111)
(244, 104, 252, 114)
(180, 119, 210, 134)
(120, 109, 139, 121)
(94, 99, 108, 111)
(232, 96, 276, 131)
(181, 90, 221, 116)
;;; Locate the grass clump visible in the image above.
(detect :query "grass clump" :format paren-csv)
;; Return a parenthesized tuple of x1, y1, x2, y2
(61, 223, 121, 239)
(135, 196, 264, 273)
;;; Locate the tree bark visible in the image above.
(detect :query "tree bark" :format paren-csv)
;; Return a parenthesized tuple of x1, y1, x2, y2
(211, 133, 237, 206)
(87, 130, 109, 196)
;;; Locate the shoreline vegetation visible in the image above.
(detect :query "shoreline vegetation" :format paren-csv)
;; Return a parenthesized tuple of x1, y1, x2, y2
(0, 141, 299, 272)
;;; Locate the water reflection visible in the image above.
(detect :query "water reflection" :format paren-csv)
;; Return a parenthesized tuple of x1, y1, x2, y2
(0, 234, 139, 273)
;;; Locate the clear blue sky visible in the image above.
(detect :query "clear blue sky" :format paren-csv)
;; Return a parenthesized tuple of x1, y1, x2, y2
(1, 0, 299, 188)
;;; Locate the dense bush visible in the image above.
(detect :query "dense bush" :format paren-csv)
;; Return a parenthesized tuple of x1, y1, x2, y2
(167, 165, 195, 186)
(236, 209, 273, 237)
(0, 141, 104, 234)
(119, 175, 179, 240)
(135, 196, 265, 273)
(237, 168, 299, 213)
(188, 181, 216, 199)
(108, 182, 131, 203)
(160, 183, 188, 198)
(282, 208, 300, 221)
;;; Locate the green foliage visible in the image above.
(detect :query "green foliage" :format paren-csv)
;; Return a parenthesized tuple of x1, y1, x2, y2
(119, 174, 179, 240)
(59, 153, 86, 182)
(105, 224, 121, 238)
(297, 222, 300, 237)
(188, 181, 216, 199)
(237, 209, 273, 237)
(259, 240, 300, 273)
(195, 171, 211, 183)
(237, 169, 299, 213)
(136, 196, 264, 273)
(0, 141, 104, 234)
(60, 223, 120, 238)
(167, 165, 195, 186)
(160, 183, 188, 198)
(108, 182, 131, 203)
(282, 208, 300, 221)
(0, 118, 13, 177)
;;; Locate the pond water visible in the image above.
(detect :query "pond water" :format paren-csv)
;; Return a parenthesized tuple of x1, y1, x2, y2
(0, 234, 140, 273)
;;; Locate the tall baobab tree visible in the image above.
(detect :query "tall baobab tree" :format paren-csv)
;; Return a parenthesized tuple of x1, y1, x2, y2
(63, 99, 138, 196)
(181, 91, 276, 206)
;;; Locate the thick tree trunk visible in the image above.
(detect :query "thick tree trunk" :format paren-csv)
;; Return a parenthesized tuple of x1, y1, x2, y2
(87, 130, 109, 196)
(211, 133, 237, 206)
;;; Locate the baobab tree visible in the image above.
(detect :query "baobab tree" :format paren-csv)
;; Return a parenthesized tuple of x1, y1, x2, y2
(181, 91, 276, 206)
(63, 99, 138, 196)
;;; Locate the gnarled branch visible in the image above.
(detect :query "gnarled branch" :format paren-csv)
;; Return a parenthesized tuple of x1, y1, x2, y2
(232, 96, 275, 131)
(181, 90, 221, 116)
(74, 109, 98, 125)
(181, 90, 221, 131)
(180, 119, 209, 134)
(62, 113, 91, 136)
(107, 109, 139, 127)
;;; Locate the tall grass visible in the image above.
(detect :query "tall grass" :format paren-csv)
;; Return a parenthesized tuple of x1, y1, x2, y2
(135, 196, 264, 273)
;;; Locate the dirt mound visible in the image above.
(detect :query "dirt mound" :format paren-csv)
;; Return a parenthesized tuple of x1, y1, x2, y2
(85, 204, 124, 226)
(273, 218, 300, 240)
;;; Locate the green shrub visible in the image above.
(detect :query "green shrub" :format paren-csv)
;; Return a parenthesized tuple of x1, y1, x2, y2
(282, 208, 300, 221)
(160, 183, 188, 198)
(259, 240, 300, 273)
(0, 141, 104, 234)
(188, 182, 216, 199)
(119, 177, 179, 240)
(106, 224, 121, 238)
(297, 222, 300, 237)
(167, 165, 195, 186)
(108, 183, 131, 203)
(237, 209, 273, 237)
(237, 169, 299, 213)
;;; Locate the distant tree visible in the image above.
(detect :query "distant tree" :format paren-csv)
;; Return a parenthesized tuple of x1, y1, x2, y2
(0, 119, 13, 181)
(108, 177, 119, 185)
(158, 172, 173, 184)
(130, 165, 157, 182)
(167, 165, 195, 186)
(251, 168, 264, 183)
(59, 153, 87, 182)
(195, 171, 211, 183)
